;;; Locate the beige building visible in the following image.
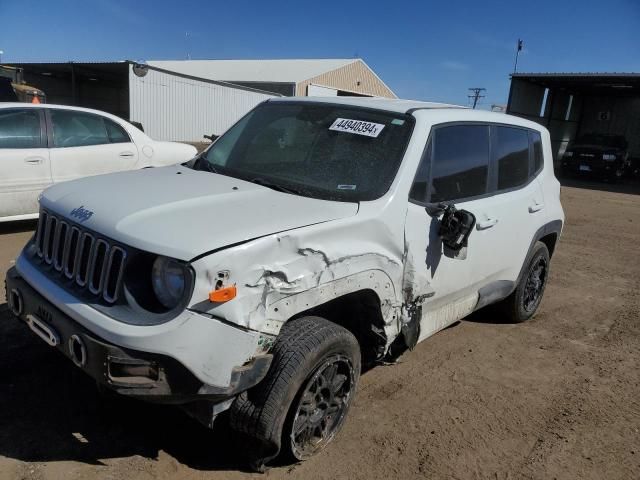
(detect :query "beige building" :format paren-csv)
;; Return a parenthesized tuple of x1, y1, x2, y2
(147, 58, 396, 98)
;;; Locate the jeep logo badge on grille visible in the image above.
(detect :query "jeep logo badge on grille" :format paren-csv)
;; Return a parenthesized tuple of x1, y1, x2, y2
(70, 206, 94, 223)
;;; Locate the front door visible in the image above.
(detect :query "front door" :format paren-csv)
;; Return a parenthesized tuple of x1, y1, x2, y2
(47, 109, 138, 184)
(0, 108, 51, 219)
(404, 124, 500, 342)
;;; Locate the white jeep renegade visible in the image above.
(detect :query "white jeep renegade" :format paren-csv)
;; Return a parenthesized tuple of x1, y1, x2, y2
(6, 97, 564, 470)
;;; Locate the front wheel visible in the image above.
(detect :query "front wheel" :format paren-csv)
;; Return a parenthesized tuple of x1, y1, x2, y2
(496, 241, 550, 323)
(229, 316, 361, 471)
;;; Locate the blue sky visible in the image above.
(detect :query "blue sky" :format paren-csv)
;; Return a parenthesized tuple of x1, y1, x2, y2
(1, 0, 638, 107)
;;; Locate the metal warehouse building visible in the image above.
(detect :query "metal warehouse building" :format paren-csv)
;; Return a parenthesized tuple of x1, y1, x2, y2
(147, 58, 397, 98)
(6, 58, 394, 142)
(6, 61, 277, 142)
(507, 73, 640, 165)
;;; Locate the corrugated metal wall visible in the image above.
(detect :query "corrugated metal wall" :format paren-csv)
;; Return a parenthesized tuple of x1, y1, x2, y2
(296, 60, 396, 98)
(129, 65, 275, 142)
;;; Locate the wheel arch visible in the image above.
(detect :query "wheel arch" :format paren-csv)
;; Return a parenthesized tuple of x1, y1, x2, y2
(475, 220, 562, 312)
(287, 288, 388, 365)
(266, 270, 398, 365)
(515, 220, 561, 292)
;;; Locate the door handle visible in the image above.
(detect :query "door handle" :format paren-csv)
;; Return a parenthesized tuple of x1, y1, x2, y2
(119, 152, 135, 158)
(24, 156, 44, 165)
(528, 202, 545, 213)
(477, 218, 498, 230)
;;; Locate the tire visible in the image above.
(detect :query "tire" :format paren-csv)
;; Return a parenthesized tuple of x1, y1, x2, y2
(496, 241, 550, 323)
(229, 316, 361, 471)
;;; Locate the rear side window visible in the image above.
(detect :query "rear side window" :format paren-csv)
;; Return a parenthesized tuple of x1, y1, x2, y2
(494, 126, 529, 190)
(0, 109, 42, 149)
(51, 110, 109, 148)
(105, 119, 131, 143)
(530, 131, 543, 174)
(430, 125, 489, 202)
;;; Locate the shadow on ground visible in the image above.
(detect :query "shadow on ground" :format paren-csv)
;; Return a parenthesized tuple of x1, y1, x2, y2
(0, 303, 249, 472)
(0, 219, 38, 236)
(558, 174, 640, 195)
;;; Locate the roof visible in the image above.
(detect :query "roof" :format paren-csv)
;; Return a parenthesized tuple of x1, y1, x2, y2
(512, 72, 640, 79)
(510, 72, 640, 94)
(146, 59, 359, 83)
(0, 102, 132, 121)
(267, 97, 548, 132)
(269, 96, 466, 113)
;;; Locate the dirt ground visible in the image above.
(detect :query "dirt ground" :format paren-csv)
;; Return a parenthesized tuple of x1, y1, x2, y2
(0, 178, 638, 480)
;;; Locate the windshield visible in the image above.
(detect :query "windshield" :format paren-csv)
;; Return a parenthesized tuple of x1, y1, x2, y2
(573, 134, 627, 149)
(195, 102, 414, 202)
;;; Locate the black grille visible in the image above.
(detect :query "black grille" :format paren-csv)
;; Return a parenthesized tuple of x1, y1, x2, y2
(34, 209, 127, 303)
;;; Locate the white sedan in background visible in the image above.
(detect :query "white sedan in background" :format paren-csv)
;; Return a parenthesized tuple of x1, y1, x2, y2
(0, 103, 198, 222)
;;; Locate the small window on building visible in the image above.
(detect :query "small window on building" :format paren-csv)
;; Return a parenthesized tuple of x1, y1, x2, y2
(539, 88, 549, 117)
(0, 109, 41, 149)
(531, 131, 543, 174)
(495, 126, 530, 191)
(564, 95, 574, 121)
(429, 125, 489, 202)
(105, 119, 131, 144)
(51, 110, 109, 148)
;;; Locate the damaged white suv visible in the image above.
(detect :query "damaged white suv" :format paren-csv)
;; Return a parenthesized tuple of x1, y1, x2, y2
(6, 97, 564, 469)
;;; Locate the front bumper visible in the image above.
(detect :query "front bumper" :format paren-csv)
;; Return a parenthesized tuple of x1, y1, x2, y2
(5, 267, 272, 404)
(561, 158, 622, 178)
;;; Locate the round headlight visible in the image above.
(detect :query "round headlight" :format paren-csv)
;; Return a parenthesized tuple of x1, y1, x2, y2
(151, 256, 187, 309)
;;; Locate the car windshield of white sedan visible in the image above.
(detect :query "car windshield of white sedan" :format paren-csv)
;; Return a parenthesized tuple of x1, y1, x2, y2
(197, 103, 414, 201)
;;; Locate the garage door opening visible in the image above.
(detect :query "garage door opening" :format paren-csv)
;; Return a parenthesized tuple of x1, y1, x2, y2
(507, 73, 640, 168)
(8, 62, 131, 119)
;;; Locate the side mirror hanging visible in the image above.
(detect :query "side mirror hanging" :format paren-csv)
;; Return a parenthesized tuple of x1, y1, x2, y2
(426, 203, 476, 252)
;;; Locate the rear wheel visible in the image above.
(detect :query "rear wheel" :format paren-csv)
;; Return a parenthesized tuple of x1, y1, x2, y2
(229, 316, 360, 471)
(496, 241, 550, 323)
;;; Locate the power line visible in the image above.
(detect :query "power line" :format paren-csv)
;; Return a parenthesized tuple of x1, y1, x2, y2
(468, 88, 486, 109)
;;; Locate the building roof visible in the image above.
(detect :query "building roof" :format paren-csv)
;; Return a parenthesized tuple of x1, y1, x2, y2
(510, 72, 640, 94)
(512, 72, 640, 79)
(146, 59, 359, 83)
(269, 96, 466, 113)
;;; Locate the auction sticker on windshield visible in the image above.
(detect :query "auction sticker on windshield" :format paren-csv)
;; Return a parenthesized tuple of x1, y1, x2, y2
(329, 118, 385, 138)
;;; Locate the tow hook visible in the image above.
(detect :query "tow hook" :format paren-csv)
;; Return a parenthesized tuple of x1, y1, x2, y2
(25, 314, 60, 347)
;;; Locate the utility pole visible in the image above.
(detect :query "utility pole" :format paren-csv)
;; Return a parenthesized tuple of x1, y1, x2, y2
(468, 88, 486, 109)
(513, 39, 523, 73)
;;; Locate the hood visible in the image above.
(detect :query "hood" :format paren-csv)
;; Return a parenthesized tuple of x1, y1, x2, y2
(41, 165, 359, 261)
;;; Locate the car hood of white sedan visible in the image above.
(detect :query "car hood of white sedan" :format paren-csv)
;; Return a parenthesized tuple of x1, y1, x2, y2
(40, 165, 359, 261)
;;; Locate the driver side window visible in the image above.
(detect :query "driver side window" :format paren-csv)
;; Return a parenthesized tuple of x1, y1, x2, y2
(50, 110, 110, 148)
(410, 124, 490, 204)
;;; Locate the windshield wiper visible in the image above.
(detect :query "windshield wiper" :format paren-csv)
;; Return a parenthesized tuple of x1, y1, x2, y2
(249, 177, 303, 195)
(194, 155, 219, 174)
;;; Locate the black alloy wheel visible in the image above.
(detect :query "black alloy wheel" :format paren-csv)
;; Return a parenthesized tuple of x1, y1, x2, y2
(289, 354, 355, 460)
